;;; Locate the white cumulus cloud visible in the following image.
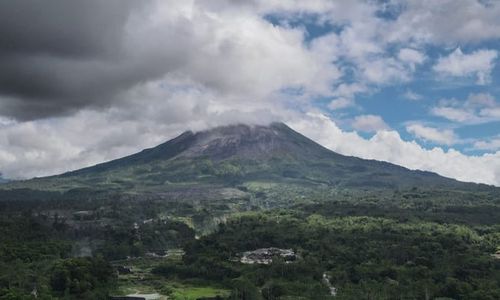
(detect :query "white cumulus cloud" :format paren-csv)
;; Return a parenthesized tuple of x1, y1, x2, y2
(431, 93, 500, 124)
(398, 48, 426, 70)
(406, 124, 457, 146)
(290, 113, 500, 186)
(473, 137, 500, 152)
(352, 115, 390, 133)
(433, 48, 498, 84)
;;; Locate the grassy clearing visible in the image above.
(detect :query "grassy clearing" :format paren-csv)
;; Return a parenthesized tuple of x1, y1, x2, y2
(113, 258, 229, 300)
(170, 285, 231, 300)
(117, 280, 230, 300)
(118, 284, 157, 295)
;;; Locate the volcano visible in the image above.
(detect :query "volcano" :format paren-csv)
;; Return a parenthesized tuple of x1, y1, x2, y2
(4, 122, 491, 195)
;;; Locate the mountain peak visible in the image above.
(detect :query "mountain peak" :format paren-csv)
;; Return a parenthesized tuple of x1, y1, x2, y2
(60, 122, 335, 177)
(49, 121, 488, 191)
(179, 122, 316, 160)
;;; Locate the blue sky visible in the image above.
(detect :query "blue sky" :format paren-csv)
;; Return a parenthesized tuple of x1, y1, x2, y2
(0, 0, 499, 185)
(267, 10, 500, 155)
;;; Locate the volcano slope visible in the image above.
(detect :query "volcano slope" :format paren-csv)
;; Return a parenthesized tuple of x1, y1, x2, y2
(2, 122, 497, 214)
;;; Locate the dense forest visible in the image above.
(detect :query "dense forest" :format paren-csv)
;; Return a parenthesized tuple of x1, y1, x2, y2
(0, 187, 499, 299)
(152, 212, 500, 299)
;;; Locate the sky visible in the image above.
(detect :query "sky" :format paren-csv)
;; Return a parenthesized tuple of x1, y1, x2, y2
(0, 0, 499, 186)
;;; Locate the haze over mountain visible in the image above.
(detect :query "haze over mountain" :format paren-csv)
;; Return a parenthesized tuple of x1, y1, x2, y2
(4, 123, 491, 196)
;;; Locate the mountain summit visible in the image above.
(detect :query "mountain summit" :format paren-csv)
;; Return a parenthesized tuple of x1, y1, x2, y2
(62, 122, 337, 176)
(5, 122, 488, 193)
(176, 122, 332, 160)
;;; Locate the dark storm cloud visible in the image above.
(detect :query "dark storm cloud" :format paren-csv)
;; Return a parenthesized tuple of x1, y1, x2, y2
(0, 0, 182, 120)
(0, 0, 335, 121)
(0, 0, 136, 57)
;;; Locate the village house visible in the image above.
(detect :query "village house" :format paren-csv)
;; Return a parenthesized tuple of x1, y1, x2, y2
(240, 247, 296, 264)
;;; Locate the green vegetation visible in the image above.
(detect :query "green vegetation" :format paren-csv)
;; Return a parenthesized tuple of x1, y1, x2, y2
(170, 285, 230, 300)
(1, 191, 499, 299)
(163, 212, 500, 299)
